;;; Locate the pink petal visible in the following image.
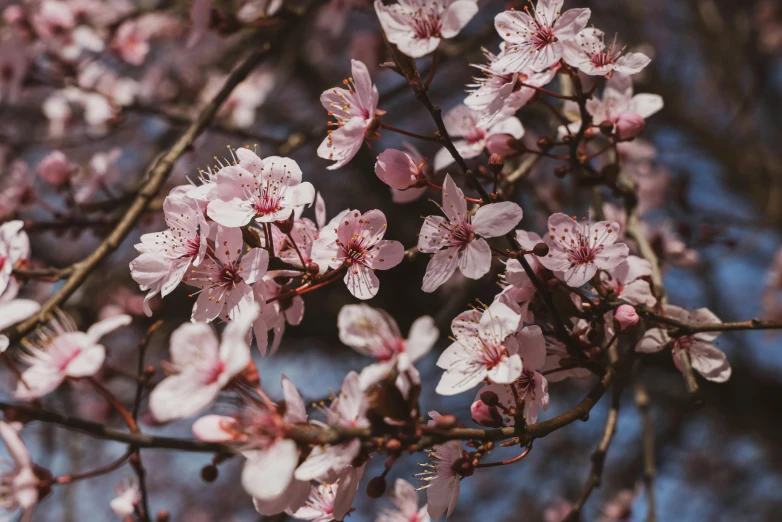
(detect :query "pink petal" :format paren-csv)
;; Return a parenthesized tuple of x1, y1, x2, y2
(422, 247, 460, 293)
(241, 439, 298, 500)
(472, 202, 524, 238)
(458, 238, 492, 279)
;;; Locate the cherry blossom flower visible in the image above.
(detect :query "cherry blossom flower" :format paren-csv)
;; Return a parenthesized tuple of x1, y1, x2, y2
(374, 0, 479, 58)
(433, 105, 524, 171)
(252, 272, 305, 356)
(436, 301, 522, 395)
(636, 305, 731, 383)
(148, 304, 258, 422)
(295, 372, 369, 481)
(417, 439, 465, 520)
(0, 220, 29, 296)
(130, 189, 210, 316)
(110, 479, 140, 518)
(206, 148, 314, 227)
(377, 479, 431, 522)
(338, 304, 438, 390)
(541, 340, 591, 382)
(471, 325, 549, 425)
(289, 478, 360, 522)
(200, 69, 276, 129)
(311, 209, 404, 300)
(391, 143, 429, 204)
(600, 255, 656, 307)
(584, 74, 663, 141)
(0, 422, 38, 522)
(318, 60, 381, 170)
(562, 28, 651, 77)
(15, 312, 132, 400)
(597, 488, 637, 522)
(36, 150, 73, 187)
(465, 46, 558, 126)
(74, 148, 123, 203)
(417, 175, 523, 292)
(538, 213, 628, 288)
(0, 281, 41, 335)
(493, 1, 591, 73)
(375, 149, 422, 190)
(183, 225, 268, 322)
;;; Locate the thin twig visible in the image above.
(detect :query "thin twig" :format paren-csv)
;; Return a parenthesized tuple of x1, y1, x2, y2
(634, 380, 657, 522)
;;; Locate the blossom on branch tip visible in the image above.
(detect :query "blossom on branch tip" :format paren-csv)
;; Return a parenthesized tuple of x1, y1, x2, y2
(635, 305, 731, 383)
(377, 479, 431, 522)
(206, 147, 315, 227)
(374, 0, 479, 58)
(562, 28, 651, 77)
(433, 104, 523, 171)
(130, 189, 210, 316)
(436, 301, 522, 395)
(318, 60, 381, 170)
(0, 220, 29, 297)
(493, 0, 591, 73)
(375, 149, 422, 190)
(311, 209, 404, 300)
(149, 304, 259, 422)
(537, 212, 629, 288)
(600, 255, 656, 307)
(338, 304, 438, 391)
(418, 174, 523, 293)
(15, 312, 132, 400)
(417, 438, 465, 520)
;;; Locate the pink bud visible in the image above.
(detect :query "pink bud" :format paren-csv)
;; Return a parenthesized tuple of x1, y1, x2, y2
(375, 149, 418, 190)
(470, 400, 504, 428)
(614, 304, 639, 331)
(36, 150, 71, 187)
(3, 5, 25, 25)
(613, 113, 645, 141)
(485, 133, 519, 157)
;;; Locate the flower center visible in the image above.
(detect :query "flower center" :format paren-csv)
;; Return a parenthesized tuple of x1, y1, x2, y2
(531, 26, 556, 50)
(465, 127, 487, 145)
(253, 185, 284, 217)
(590, 51, 614, 68)
(413, 12, 442, 40)
(219, 262, 242, 287)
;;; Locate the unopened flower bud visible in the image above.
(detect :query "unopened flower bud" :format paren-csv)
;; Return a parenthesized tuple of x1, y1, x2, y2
(385, 438, 402, 452)
(584, 127, 597, 139)
(599, 120, 614, 135)
(532, 242, 549, 257)
(156, 511, 171, 522)
(614, 113, 645, 141)
(470, 400, 505, 428)
(37, 150, 71, 187)
(201, 464, 218, 482)
(537, 137, 553, 151)
(375, 149, 417, 190)
(487, 153, 505, 175)
(306, 262, 319, 275)
(479, 390, 499, 406)
(435, 414, 457, 430)
(367, 476, 386, 498)
(614, 304, 640, 331)
(485, 134, 516, 158)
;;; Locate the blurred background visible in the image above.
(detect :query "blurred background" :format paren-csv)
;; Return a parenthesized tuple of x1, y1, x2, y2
(2, 0, 782, 520)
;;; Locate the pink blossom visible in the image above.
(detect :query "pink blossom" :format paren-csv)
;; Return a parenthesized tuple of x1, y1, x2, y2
(543, 498, 573, 522)
(113, 20, 151, 65)
(417, 439, 465, 520)
(149, 304, 258, 422)
(0, 422, 38, 521)
(311, 209, 404, 300)
(200, 69, 276, 129)
(562, 28, 651, 77)
(436, 301, 522, 395)
(36, 150, 72, 187)
(614, 304, 639, 331)
(206, 148, 314, 227)
(418, 174, 523, 292)
(378, 479, 431, 522)
(338, 304, 438, 390)
(493, 1, 591, 73)
(375, 149, 420, 190)
(433, 105, 523, 171)
(538, 213, 628, 288)
(288, 479, 354, 522)
(597, 488, 637, 522)
(0, 281, 41, 334)
(465, 46, 558, 126)
(110, 479, 140, 518)
(472, 325, 549, 424)
(374, 0, 478, 58)
(541, 341, 591, 382)
(391, 142, 429, 204)
(318, 60, 380, 170)
(183, 225, 268, 323)
(73, 147, 123, 203)
(0, 220, 29, 296)
(130, 189, 210, 316)
(254, 272, 306, 356)
(636, 305, 731, 383)
(15, 312, 131, 400)
(0, 160, 31, 220)
(584, 74, 663, 140)
(295, 372, 369, 481)
(600, 255, 656, 307)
